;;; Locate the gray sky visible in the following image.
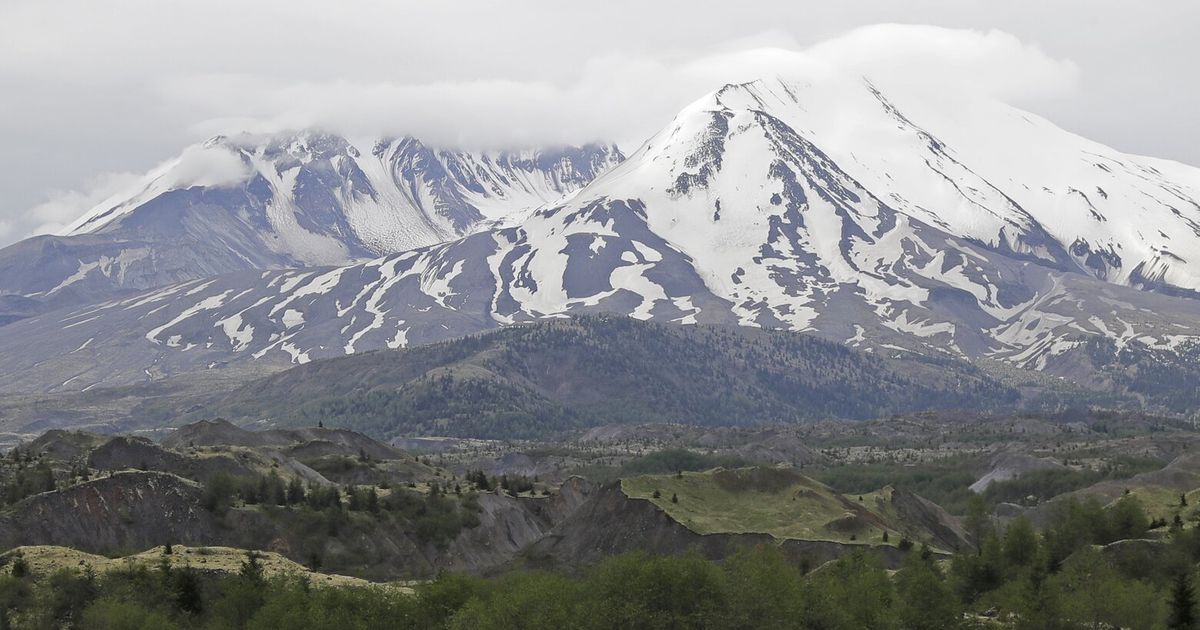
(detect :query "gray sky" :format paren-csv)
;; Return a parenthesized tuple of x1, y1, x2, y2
(1, 0, 1197, 246)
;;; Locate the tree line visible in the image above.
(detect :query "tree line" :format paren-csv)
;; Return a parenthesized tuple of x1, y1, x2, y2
(3, 536, 1198, 630)
(198, 472, 482, 548)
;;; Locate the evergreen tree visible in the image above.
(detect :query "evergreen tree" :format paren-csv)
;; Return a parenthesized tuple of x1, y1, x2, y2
(1055, 546, 1158, 629)
(896, 551, 959, 630)
(347, 487, 364, 511)
(266, 471, 287, 506)
(173, 569, 203, 614)
(964, 494, 992, 554)
(286, 477, 306, 505)
(1170, 571, 1197, 630)
(9, 554, 28, 578)
(1002, 516, 1038, 568)
(240, 551, 265, 585)
(367, 487, 380, 514)
(1109, 494, 1150, 541)
(1014, 551, 1064, 629)
(157, 550, 172, 579)
(252, 475, 269, 504)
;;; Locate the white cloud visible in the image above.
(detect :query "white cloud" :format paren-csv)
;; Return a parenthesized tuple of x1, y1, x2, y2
(2, 0, 1195, 248)
(27, 146, 252, 239)
(4, 22, 1081, 243)
(152, 24, 1079, 153)
(166, 144, 252, 189)
(804, 25, 1079, 102)
(19, 172, 144, 238)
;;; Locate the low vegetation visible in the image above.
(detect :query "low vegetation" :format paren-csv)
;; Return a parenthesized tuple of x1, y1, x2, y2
(812, 455, 1162, 515)
(4, 415, 1200, 627)
(977, 457, 1161, 507)
(199, 472, 482, 549)
(571, 448, 752, 483)
(812, 458, 979, 515)
(621, 467, 950, 548)
(4, 520, 1199, 630)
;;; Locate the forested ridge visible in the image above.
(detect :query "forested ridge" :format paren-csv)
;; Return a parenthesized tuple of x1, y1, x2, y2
(1081, 338, 1200, 412)
(208, 316, 1018, 439)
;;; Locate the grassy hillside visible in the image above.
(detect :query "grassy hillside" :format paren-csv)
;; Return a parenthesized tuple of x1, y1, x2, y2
(1029, 452, 1200, 525)
(204, 315, 1017, 439)
(620, 467, 966, 551)
(0, 545, 395, 590)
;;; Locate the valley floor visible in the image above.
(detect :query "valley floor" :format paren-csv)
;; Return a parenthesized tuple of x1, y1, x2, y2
(1, 411, 1199, 627)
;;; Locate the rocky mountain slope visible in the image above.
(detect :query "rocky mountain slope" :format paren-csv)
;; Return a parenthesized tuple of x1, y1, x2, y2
(2, 77, 1199, 406)
(0, 132, 622, 323)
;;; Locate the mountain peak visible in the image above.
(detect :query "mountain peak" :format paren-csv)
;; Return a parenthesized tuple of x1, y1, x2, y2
(0, 131, 624, 322)
(3, 79, 1200, 400)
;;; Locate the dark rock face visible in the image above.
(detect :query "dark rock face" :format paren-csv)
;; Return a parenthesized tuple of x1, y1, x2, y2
(0, 472, 218, 553)
(86, 436, 256, 483)
(24, 430, 108, 462)
(884, 488, 970, 552)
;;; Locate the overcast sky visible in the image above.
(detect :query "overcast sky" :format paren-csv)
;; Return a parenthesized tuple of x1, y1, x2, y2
(1, 0, 1197, 247)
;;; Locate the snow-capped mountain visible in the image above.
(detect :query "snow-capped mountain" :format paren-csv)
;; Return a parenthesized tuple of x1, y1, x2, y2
(2, 77, 1199, 395)
(0, 132, 622, 321)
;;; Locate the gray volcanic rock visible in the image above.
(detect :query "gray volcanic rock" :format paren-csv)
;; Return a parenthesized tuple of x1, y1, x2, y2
(86, 436, 258, 483)
(884, 487, 971, 552)
(969, 451, 1066, 493)
(0, 472, 219, 552)
(161, 419, 271, 450)
(23, 430, 109, 462)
